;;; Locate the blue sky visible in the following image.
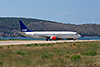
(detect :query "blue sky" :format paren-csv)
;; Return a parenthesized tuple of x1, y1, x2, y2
(0, 0, 100, 24)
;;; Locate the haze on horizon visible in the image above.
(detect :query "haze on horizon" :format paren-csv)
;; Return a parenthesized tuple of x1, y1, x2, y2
(0, 0, 100, 24)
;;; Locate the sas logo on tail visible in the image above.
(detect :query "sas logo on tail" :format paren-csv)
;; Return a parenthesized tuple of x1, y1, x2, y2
(22, 29, 27, 32)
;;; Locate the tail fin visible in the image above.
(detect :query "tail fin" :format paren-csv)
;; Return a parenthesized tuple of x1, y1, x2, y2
(19, 20, 32, 32)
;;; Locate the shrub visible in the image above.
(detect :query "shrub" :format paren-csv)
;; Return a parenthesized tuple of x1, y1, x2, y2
(40, 44, 47, 46)
(73, 43, 76, 46)
(81, 51, 97, 56)
(0, 60, 3, 65)
(41, 54, 48, 58)
(7, 46, 10, 48)
(66, 51, 70, 54)
(77, 46, 80, 48)
(16, 51, 25, 56)
(0, 46, 3, 49)
(63, 42, 67, 43)
(16, 51, 31, 56)
(47, 43, 53, 46)
(71, 55, 81, 61)
(34, 43, 38, 46)
(11, 45, 14, 46)
(26, 44, 32, 46)
(89, 51, 97, 56)
(65, 55, 70, 58)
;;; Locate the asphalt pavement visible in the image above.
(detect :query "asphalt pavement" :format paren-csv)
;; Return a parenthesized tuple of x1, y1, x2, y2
(0, 40, 99, 45)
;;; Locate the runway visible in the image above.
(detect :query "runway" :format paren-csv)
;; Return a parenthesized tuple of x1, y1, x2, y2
(0, 40, 99, 46)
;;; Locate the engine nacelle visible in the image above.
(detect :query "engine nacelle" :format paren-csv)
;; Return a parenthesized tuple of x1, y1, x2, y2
(50, 36, 57, 40)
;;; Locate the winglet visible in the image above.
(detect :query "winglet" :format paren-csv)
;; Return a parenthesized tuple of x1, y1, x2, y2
(19, 20, 32, 32)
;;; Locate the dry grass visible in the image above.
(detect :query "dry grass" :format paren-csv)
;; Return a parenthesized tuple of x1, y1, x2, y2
(0, 41, 100, 67)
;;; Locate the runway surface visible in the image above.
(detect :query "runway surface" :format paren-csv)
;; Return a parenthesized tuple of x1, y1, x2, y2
(0, 40, 99, 45)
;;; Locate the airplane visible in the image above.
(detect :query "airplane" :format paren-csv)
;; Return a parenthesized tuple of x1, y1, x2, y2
(19, 20, 81, 41)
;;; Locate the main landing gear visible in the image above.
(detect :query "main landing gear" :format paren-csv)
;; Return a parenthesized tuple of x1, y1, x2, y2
(46, 37, 52, 41)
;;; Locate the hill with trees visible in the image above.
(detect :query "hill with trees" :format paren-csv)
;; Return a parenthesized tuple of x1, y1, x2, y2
(0, 17, 100, 37)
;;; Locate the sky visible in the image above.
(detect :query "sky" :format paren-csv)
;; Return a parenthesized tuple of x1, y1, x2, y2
(0, 0, 100, 24)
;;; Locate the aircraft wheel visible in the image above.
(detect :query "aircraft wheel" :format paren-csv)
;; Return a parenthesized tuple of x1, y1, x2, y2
(46, 37, 50, 41)
(50, 39, 52, 41)
(46, 38, 48, 41)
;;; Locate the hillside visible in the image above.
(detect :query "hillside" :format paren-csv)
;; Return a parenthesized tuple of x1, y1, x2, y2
(0, 17, 100, 37)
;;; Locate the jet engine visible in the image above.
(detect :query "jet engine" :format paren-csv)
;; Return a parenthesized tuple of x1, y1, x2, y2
(50, 36, 57, 40)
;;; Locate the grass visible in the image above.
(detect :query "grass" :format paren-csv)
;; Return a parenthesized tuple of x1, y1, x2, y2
(71, 55, 81, 61)
(81, 51, 97, 56)
(0, 41, 100, 66)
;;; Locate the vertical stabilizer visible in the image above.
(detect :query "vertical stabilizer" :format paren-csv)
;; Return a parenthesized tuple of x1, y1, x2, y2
(19, 20, 32, 32)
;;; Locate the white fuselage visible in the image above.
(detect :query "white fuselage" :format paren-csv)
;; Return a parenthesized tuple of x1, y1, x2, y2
(22, 31, 81, 39)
